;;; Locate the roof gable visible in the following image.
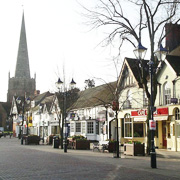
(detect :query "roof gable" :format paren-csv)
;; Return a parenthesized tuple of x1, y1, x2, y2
(118, 58, 149, 89)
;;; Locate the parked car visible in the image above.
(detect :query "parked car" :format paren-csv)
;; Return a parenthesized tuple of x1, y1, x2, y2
(0, 131, 4, 138)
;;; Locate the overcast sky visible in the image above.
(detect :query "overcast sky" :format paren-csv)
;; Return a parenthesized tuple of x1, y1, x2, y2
(0, 0, 136, 102)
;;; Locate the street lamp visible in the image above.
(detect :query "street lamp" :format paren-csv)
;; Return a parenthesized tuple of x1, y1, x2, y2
(56, 77, 76, 153)
(16, 96, 30, 145)
(39, 105, 44, 144)
(112, 100, 120, 158)
(133, 42, 167, 168)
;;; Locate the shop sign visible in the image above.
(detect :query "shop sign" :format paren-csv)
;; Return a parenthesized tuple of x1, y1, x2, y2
(171, 98, 178, 104)
(149, 120, 156, 130)
(131, 107, 168, 117)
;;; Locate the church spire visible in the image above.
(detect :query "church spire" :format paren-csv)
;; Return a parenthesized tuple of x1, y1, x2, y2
(15, 12, 30, 78)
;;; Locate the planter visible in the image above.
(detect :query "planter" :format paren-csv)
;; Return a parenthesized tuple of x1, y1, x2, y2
(124, 143, 145, 156)
(73, 140, 90, 150)
(24, 135, 40, 145)
(108, 142, 117, 153)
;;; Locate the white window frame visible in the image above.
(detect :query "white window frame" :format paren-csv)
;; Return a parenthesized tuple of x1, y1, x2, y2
(163, 82, 171, 105)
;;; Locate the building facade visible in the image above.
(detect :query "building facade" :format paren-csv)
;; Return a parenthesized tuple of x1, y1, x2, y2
(117, 52, 180, 152)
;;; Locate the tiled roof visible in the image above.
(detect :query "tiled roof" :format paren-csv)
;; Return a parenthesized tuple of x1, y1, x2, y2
(32, 91, 54, 106)
(0, 102, 11, 114)
(166, 55, 180, 76)
(125, 58, 149, 87)
(41, 95, 54, 111)
(70, 82, 117, 110)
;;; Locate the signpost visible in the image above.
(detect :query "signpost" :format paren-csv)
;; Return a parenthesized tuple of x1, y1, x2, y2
(149, 120, 156, 130)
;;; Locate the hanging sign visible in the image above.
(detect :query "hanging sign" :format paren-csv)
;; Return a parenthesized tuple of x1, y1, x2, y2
(149, 120, 156, 130)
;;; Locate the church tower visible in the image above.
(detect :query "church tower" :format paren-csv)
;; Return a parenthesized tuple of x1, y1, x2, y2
(7, 13, 36, 102)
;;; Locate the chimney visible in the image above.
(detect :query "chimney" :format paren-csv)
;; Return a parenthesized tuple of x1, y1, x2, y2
(165, 23, 180, 52)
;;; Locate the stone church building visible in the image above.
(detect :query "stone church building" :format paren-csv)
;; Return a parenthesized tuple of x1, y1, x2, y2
(7, 13, 36, 102)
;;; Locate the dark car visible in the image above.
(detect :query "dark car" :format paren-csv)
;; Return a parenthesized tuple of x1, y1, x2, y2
(0, 131, 4, 138)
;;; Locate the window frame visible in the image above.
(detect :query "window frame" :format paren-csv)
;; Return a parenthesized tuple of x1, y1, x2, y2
(87, 122, 94, 134)
(75, 122, 81, 133)
(124, 114, 132, 138)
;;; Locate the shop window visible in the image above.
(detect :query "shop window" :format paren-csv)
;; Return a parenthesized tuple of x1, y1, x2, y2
(76, 122, 81, 133)
(167, 122, 170, 138)
(155, 122, 158, 138)
(96, 121, 99, 135)
(171, 124, 175, 136)
(177, 124, 180, 137)
(87, 122, 94, 134)
(133, 123, 144, 137)
(124, 114, 132, 137)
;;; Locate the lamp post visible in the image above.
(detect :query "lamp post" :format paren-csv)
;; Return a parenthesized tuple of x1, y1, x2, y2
(16, 96, 30, 145)
(112, 100, 120, 158)
(133, 42, 167, 168)
(56, 77, 76, 153)
(38, 105, 44, 143)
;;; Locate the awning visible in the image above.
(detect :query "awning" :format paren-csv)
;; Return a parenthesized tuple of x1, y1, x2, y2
(154, 116, 168, 121)
(134, 117, 146, 122)
(133, 116, 168, 122)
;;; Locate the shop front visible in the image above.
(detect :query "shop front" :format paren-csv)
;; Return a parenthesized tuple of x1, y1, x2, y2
(119, 107, 169, 149)
(131, 107, 169, 149)
(168, 105, 180, 151)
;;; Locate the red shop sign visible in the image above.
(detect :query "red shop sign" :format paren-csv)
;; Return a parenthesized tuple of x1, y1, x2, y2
(149, 120, 156, 130)
(131, 107, 168, 117)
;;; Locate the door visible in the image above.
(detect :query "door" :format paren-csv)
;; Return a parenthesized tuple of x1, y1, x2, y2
(162, 122, 167, 148)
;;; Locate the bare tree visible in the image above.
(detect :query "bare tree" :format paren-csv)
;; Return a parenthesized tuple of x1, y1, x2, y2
(80, 0, 180, 153)
(56, 88, 80, 149)
(84, 79, 95, 89)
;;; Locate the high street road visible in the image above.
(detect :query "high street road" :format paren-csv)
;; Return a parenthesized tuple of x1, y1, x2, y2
(0, 137, 180, 180)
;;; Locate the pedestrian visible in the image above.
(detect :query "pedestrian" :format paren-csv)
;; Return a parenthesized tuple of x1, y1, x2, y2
(10, 133, 12, 138)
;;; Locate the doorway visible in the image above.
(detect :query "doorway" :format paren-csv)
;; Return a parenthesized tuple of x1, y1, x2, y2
(162, 122, 167, 148)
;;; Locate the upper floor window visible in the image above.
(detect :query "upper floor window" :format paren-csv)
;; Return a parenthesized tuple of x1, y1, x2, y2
(79, 109, 84, 116)
(175, 108, 180, 120)
(163, 82, 171, 105)
(123, 90, 131, 109)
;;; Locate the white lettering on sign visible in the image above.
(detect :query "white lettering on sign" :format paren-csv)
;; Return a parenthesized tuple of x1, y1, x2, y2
(138, 109, 146, 116)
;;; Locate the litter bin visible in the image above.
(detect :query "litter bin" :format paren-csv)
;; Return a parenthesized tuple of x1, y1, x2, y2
(53, 136, 59, 148)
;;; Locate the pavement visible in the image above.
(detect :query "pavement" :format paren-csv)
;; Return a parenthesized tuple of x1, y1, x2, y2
(1, 136, 180, 180)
